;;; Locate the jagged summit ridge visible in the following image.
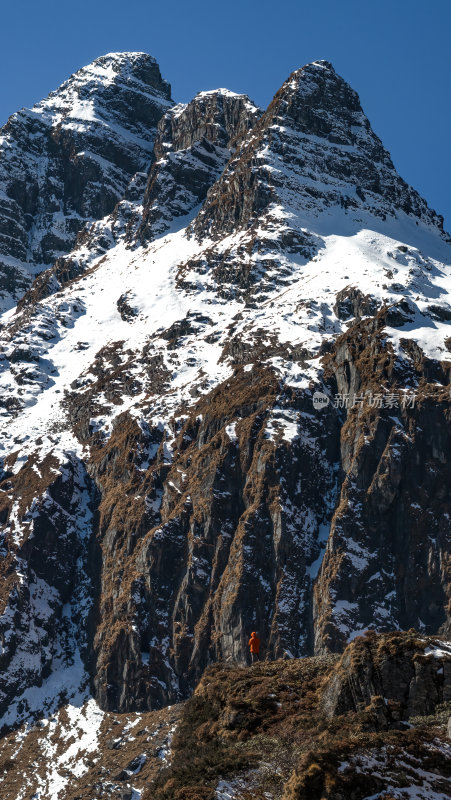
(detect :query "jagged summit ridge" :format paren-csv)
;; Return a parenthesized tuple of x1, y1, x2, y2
(192, 60, 445, 243)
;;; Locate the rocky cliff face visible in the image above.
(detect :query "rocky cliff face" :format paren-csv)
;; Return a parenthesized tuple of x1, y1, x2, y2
(314, 312, 451, 653)
(0, 52, 172, 312)
(137, 88, 261, 244)
(0, 52, 451, 754)
(190, 60, 445, 288)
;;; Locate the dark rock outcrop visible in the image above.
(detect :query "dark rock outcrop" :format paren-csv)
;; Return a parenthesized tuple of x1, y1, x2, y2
(321, 630, 451, 720)
(334, 285, 380, 321)
(0, 453, 98, 722)
(137, 89, 261, 243)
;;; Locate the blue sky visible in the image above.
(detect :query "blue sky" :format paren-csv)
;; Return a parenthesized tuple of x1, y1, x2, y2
(2, 0, 450, 228)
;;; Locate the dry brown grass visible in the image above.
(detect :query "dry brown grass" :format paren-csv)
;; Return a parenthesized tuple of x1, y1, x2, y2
(140, 635, 451, 800)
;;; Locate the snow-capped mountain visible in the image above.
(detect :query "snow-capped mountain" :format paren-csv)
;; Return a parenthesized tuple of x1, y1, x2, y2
(0, 53, 451, 796)
(0, 52, 172, 312)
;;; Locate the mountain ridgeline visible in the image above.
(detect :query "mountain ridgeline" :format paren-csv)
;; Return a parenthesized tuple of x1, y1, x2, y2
(0, 51, 450, 744)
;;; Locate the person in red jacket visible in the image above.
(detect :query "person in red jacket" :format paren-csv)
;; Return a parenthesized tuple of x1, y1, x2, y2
(248, 631, 260, 664)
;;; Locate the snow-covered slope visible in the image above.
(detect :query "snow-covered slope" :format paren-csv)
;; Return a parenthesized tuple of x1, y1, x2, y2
(0, 52, 172, 312)
(17, 87, 261, 309)
(1, 206, 450, 452)
(1, 62, 449, 460)
(0, 56, 450, 739)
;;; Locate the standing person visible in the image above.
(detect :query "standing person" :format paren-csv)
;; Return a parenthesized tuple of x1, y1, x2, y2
(248, 631, 260, 664)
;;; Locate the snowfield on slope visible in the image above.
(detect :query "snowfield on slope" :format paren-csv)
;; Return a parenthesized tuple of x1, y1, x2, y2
(1, 204, 450, 473)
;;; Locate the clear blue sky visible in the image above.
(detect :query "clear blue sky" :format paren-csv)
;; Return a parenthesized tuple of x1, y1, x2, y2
(2, 0, 450, 229)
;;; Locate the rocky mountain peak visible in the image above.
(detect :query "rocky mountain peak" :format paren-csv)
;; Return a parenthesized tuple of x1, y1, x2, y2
(89, 51, 171, 95)
(32, 51, 172, 122)
(0, 51, 172, 313)
(158, 88, 259, 153)
(10, 85, 262, 311)
(270, 58, 364, 139)
(192, 60, 445, 243)
(136, 88, 261, 243)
